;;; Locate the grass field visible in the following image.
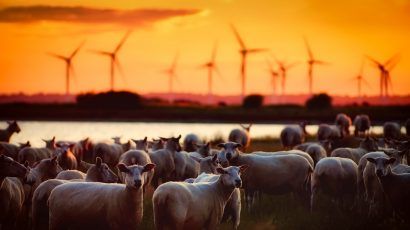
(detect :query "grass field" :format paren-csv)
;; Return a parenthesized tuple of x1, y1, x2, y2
(138, 136, 410, 230)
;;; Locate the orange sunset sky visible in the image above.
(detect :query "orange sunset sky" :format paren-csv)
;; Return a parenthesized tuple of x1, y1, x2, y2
(0, 0, 409, 97)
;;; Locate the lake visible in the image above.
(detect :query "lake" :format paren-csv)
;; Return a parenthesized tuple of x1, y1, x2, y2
(2, 121, 386, 147)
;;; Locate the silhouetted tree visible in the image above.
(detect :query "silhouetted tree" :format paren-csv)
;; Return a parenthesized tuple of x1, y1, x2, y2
(242, 94, 264, 109)
(305, 93, 332, 110)
(77, 91, 143, 109)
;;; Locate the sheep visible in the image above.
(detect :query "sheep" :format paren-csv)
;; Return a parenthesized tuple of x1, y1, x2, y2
(93, 141, 130, 170)
(149, 138, 165, 151)
(0, 121, 21, 142)
(173, 151, 200, 181)
(183, 133, 201, 152)
(217, 142, 313, 208)
(118, 149, 153, 191)
(189, 142, 212, 158)
(25, 156, 63, 194)
(366, 157, 410, 220)
(252, 149, 315, 168)
(189, 154, 219, 174)
(31, 157, 117, 230)
(149, 135, 181, 188)
(317, 124, 343, 141)
(229, 124, 252, 151)
(18, 137, 57, 166)
(280, 123, 307, 149)
(311, 157, 358, 212)
(55, 170, 86, 180)
(294, 140, 332, 156)
(0, 154, 28, 229)
(353, 114, 371, 136)
(132, 137, 148, 152)
(335, 113, 352, 136)
(383, 122, 401, 140)
(331, 136, 379, 164)
(406, 119, 410, 136)
(48, 163, 155, 230)
(305, 144, 327, 166)
(0, 141, 30, 160)
(153, 165, 247, 229)
(58, 137, 94, 163)
(54, 143, 77, 170)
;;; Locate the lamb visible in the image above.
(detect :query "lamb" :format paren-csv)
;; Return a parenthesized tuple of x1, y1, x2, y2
(317, 124, 343, 141)
(383, 122, 401, 140)
(183, 133, 201, 152)
(25, 156, 63, 196)
(353, 114, 371, 136)
(149, 138, 165, 151)
(93, 140, 130, 169)
(132, 137, 149, 152)
(48, 163, 155, 230)
(59, 137, 94, 163)
(153, 165, 247, 229)
(229, 124, 252, 151)
(173, 151, 200, 181)
(0, 154, 28, 229)
(294, 140, 332, 156)
(305, 144, 327, 166)
(31, 157, 117, 230)
(190, 154, 219, 174)
(335, 113, 352, 136)
(18, 137, 57, 166)
(55, 170, 85, 180)
(118, 149, 153, 190)
(311, 157, 358, 212)
(0, 141, 30, 160)
(54, 143, 77, 170)
(217, 142, 313, 208)
(366, 157, 410, 220)
(331, 136, 379, 164)
(280, 123, 307, 149)
(149, 135, 181, 188)
(0, 121, 21, 142)
(189, 142, 212, 158)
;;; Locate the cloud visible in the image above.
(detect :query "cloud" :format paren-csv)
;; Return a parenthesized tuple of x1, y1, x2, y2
(0, 5, 202, 26)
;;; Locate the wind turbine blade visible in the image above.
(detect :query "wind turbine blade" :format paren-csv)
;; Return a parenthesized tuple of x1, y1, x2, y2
(89, 49, 112, 56)
(314, 60, 330, 65)
(285, 62, 299, 69)
(114, 30, 132, 53)
(69, 64, 78, 87)
(265, 58, 273, 72)
(365, 55, 382, 67)
(362, 77, 372, 89)
(70, 40, 86, 59)
(303, 37, 314, 60)
(115, 59, 127, 84)
(47, 52, 67, 61)
(247, 48, 268, 53)
(230, 24, 246, 49)
(384, 53, 400, 67)
(387, 74, 393, 93)
(213, 65, 224, 82)
(359, 57, 365, 75)
(387, 58, 400, 71)
(211, 40, 218, 62)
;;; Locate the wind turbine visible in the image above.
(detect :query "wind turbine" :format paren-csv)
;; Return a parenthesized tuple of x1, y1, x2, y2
(200, 41, 222, 104)
(231, 24, 267, 100)
(366, 54, 399, 98)
(48, 41, 84, 95)
(304, 37, 328, 95)
(265, 58, 280, 101)
(90, 31, 131, 91)
(274, 57, 298, 96)
(164, 52, 179, 102)
(353, 58, 370, 98)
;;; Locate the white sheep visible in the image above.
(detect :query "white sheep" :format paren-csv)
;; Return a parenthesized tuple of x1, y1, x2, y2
(0, 121, 21, 143)
(0, 141, 30, 161)
(152, 165, 247, 229)
(335, 113, 352, 136)
(331, 136, 379, 164)
(183, 133, 201, 152)
(311, 157, 358, 212)
(305, 144, 327, 166)
(280, 123, 307, 149)
(294, 140, 332, 156)
(18, 137, 56, 166)
(55, 170, 85, 180)
(189, 142, 212, 159)
(353, 114, 371, 136)
(48, 163, 155, 229)
(229, 124, 252, 151)
(383, 122, 401, 140)
(132, 137, 148, 152)
(173, 151, 199, 181)
(252, 149, 314, 168)
(317, 124, 343, 141)
(148, 139, 165, 151)
(366, 157, 410, 220)
(118, 149, 153, 191)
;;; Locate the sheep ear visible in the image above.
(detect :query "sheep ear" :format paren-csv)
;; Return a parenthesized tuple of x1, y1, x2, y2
(51, 156, 58, 163)
(366, 157, 376, 164)
(143, 163, 156, 172)
(234, 143, 242, 149)
(217, 143, 225, 148)
(387, 157, 396, 165)
(96, 157, 102, 167)
(216, 167, 227, 174)
(190, 156, 202, 163)
(206, 142, 210, 148)
(176, 135, 182, 140)
(143, 137, 148, 142)
(239, 165, 249, 173)
(24, 161, 29, 168)
(117, 163, 129, 173)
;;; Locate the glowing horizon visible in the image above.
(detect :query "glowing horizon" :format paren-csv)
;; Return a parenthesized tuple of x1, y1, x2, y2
(1, 0, 409, 97)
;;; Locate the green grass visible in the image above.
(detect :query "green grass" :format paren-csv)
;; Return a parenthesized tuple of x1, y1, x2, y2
(139, 137, 410, 230)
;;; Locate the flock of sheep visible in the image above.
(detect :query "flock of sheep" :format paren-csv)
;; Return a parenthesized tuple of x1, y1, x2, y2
(0, 116, 409, 229)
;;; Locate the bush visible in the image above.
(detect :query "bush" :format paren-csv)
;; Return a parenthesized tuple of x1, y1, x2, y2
(305, 93, 332, 110)
(77, 91, 143, 109)
(242, 94, 264, 109)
